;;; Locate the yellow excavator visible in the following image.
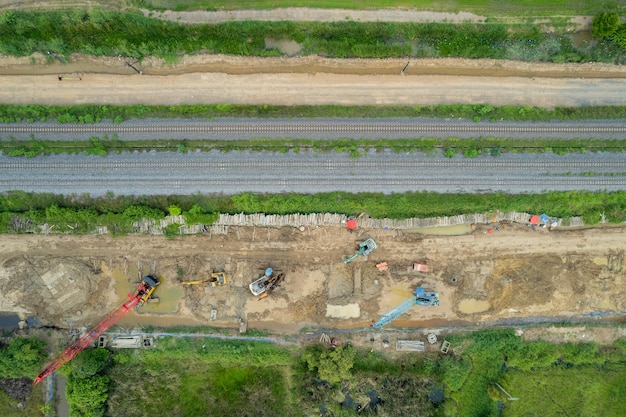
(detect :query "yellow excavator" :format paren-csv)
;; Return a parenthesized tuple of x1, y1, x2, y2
(180, 272, 227, 287)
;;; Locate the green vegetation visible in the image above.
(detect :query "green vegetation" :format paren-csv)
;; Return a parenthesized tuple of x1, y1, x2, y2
(0, 337, 47, 417)
(62, 349, 112, 417)
(440, 330, 626, 416)
(2, 10, 626, 63)
(106, 337, 293, 417)
(3, 103, 626, 124)
(3, 135, 626, 159)
(132, 0, 614, 16)
(1, 330, 625, 416)
(1, 189, 625, 235)
(0, 337, 47, 379)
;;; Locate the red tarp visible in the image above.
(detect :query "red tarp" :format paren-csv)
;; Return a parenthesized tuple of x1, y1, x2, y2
(530, 215, 539, 225)
(347, 219, 357, 230)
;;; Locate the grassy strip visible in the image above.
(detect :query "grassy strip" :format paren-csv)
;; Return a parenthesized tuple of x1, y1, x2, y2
(3, 136, 626, 158)
(104, 330, 626, 417)
(441, 330, 626, 416)
(1, 11, 625, 63)
(132, 0, 614, 16)
(1, 189, 625, 235)
(107, 337, 294, 417)
(3, 104, 626, 124)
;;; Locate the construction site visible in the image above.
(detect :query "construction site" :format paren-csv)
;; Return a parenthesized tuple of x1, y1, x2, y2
(1, 219, 624, 349)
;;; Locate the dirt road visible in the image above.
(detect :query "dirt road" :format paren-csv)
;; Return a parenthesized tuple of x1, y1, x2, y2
(3, 71, 626, 107)
(1, 224, 623, 334)
(2, 53, 626, 107)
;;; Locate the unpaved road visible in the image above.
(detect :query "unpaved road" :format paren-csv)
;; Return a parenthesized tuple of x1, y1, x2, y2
(2, 54, 626, 107)
(1, 224, 624, 334)
(3, 71, 626, 107)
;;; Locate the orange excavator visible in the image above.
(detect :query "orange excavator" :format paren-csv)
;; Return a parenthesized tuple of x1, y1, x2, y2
(33, 276, 159, 385)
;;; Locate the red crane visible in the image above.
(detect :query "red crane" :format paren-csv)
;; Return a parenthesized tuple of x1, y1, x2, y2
(33, 276, 159, 385)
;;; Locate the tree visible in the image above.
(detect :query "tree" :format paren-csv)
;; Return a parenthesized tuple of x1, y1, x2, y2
(592, 12, 620, 39)
(0, 337, 46, 379)
(68, 348, 110, 378)
(303, 345, 355, 387)
(66, 374, 109, 417)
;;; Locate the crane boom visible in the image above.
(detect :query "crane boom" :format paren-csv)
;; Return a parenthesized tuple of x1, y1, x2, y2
(33, 276, 159, 385)
(373, 287, 439, 329)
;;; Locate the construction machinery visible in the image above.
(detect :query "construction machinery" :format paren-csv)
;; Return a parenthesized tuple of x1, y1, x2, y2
(33, 276, 159, 385)
(249, 268, 285, 300)
(343, 238, 377, 263)
(180, 272, 227, 287)
(372, 286, 439, 328)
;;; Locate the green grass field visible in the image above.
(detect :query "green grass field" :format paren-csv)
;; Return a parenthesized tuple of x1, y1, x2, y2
(502, 364, 626, 416)
(99, 330, 626, 417)
(133, 0, 613, 16)
(106, 337, 294, 417)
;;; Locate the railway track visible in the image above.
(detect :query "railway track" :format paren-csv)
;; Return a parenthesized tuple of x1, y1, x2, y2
(1, 177, 624, 188)
(1, 159, 625, 170)
(1, 121, 625, 137)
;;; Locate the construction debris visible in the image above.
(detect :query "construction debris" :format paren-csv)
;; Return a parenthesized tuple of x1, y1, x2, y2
(396, 340, 425, 352)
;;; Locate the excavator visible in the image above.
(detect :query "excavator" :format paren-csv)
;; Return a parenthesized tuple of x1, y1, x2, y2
(180, 272, 227, 287)
(343, 238, 377, 263)
(249, 268, 285, 300)
(373, 286, 439, 328)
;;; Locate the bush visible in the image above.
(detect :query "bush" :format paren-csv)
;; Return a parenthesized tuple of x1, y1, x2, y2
(592, 12, 620, 39)
(0, 337, 47, 379)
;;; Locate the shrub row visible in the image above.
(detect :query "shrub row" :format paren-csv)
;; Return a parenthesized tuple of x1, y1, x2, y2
(1, 10, 625, 63)
(0, 190, 625, 236)
(3, 136, 626, 159)
(3, 104, 626, 124)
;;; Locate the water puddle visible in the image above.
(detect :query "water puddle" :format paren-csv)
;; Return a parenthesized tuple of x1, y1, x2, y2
(592, 257, 608, 266)
(265, 38, 302, 56)
(110, 265, 183, 315)
(571, 31, 592, 48)
(0, 313, 39, 329)
(458, 298, 491, 314)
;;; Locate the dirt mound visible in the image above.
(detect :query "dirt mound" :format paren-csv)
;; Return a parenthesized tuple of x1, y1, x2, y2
(0, 377, 32, 402)
(0, 256, 103, 325)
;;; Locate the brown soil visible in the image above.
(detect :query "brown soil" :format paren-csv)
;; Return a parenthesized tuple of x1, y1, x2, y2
(1, 224, 624, 339)
(2, 54, 625, 107)
(2, 53, 625, 78)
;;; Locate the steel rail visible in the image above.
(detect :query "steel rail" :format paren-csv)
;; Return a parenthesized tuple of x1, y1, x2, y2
(1, 121, 625, 135)
(1, 160, 625, 170)
(1, 178, 624, 187)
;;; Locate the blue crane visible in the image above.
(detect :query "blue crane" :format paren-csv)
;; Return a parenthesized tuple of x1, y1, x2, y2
(373, 287, 439, 328)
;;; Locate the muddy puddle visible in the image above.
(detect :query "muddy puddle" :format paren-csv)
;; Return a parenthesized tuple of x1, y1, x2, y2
(458, 298, 491, 314)
(264, 38, 302, 56)
(110, 264, 182, 314)
(1, 55, 625, 78)
(117, 313, 206, 328)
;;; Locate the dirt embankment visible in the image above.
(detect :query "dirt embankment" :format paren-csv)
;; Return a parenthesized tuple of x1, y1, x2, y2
(0, 224, 624, 335)
(2, 53, 626, 78)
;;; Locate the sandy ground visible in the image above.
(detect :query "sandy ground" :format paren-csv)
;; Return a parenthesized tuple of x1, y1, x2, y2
(2, 54, 625, 107)
(1, 223, 624, 337)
